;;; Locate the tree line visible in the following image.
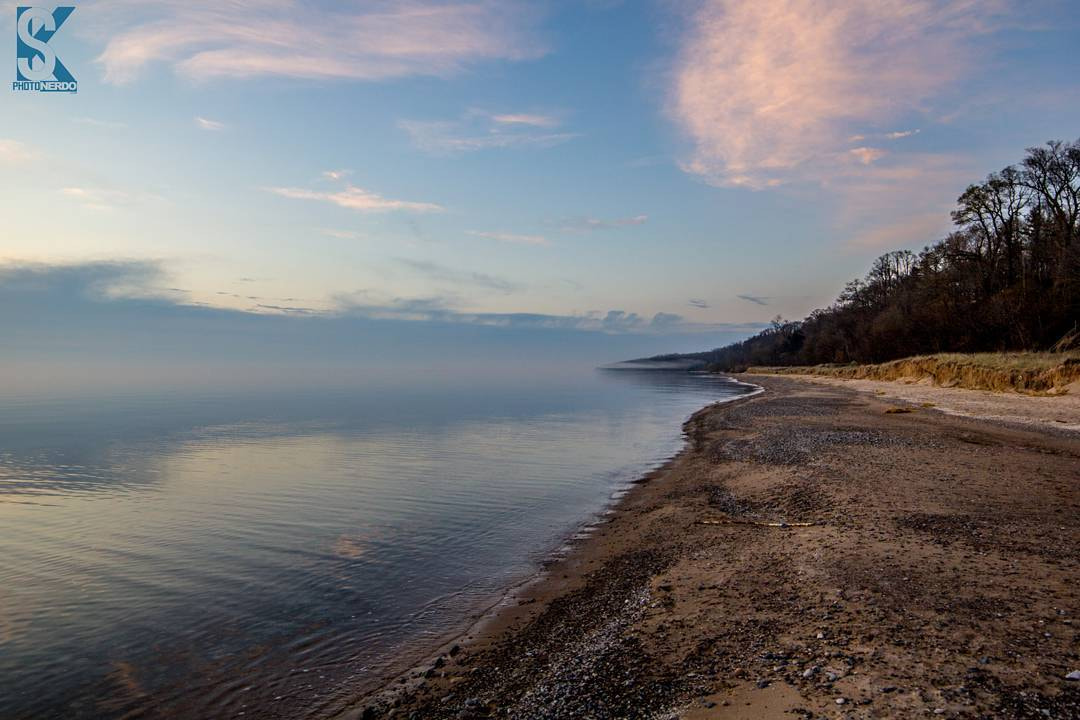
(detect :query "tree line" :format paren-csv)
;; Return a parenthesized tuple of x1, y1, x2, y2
(655, 139, 1079, 371)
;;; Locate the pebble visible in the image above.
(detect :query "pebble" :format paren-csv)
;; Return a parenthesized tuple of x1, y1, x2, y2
(835, 697, 846, 705)
(1066, 670, 1080, 681)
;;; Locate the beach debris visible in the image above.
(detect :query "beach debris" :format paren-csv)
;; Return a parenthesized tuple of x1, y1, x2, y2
(699, 517, 817, 528)
(884, 407, 913, 414)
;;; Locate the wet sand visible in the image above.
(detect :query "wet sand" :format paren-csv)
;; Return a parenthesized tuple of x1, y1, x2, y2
(345, 375, 1080, 719)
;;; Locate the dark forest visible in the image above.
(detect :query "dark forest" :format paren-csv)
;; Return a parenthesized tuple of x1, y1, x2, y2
(648, 139, 1079, 371)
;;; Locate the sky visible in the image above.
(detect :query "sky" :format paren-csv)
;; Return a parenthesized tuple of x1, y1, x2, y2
(1, 0, 1079, 388)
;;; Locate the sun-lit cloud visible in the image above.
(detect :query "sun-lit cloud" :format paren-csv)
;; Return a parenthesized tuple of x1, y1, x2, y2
(60, 186, 161, 212)
(0, 139, 34, 164)
(886, 129, 921, 140)
(558, 214, 648, 232)
(73, 117, 129, 130)
(670, 0, 1011, 189)
(467, 230, 548, 246)
(322, 169, 352, 181)
(849, 147, 886, 165)
(400, 109, 577, 155)
(845, 210, 953, 251)
(195, 116, 225, 131)
(266, 184, 443, 213)
(490, 113, 560, 128)
(88, 1, 546, 85)
(832, 152, 973, 249)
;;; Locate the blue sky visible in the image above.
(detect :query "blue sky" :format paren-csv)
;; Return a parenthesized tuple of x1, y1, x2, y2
(1, 0, 1079, 383)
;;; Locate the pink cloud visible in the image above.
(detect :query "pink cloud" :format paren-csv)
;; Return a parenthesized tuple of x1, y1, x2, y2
(267, 185, 443, 213)
(0, 139, 34, 164)
(849, 147, 886, 165)
(670, 0, 1010, 189)
(89, 1, 545, 84)
(490, 113, 560, 128)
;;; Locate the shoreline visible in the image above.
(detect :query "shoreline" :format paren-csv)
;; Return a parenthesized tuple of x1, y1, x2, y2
(342, 375, 1079, 719)
(322, 381, 765, 718)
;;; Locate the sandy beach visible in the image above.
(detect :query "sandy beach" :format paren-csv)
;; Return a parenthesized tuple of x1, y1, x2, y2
(346, 375, 1079, 719)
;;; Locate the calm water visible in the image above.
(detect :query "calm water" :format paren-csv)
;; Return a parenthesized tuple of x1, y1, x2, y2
(0, 371, 753, 719)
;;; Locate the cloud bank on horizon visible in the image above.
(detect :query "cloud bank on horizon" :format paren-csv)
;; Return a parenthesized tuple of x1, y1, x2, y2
(0, 261, 766, 392)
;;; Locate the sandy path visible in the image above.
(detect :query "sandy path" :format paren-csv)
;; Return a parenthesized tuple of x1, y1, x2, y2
(750, 373, 1080, 434)
(345, 377, 1080, 720)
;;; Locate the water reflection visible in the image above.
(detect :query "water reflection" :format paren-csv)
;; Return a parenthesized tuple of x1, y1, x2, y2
(0, 371, 753, 719)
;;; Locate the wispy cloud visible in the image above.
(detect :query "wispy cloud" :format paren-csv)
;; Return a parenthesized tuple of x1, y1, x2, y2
(670, 0, 1010, 189)
(195, 116, 226, 131)
(60, 186, 161, 212)
(558, 214, 648, 232)
(467, 230, 548, 246)
(736, 294, 769, 306)
(397, 258, 518, 293)
(267, 184, 443, 213)
(320, 228, 366, 240)
(400, 109, 576, 155)
(688, 298, 709, 309)
(0, 139, 34, 164)
(89, 1, 545, 85)
(73, 117, 129, 130)
(490, 113, 560, 128)
(322, 169, 352, 181)
(886, 129, 921, 140)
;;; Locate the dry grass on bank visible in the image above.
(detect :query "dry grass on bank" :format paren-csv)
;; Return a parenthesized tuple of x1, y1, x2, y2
(749, 351, 1080, 395)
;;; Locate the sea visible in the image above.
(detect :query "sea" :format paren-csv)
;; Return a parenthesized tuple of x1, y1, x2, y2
(0, 370, 754, 719)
